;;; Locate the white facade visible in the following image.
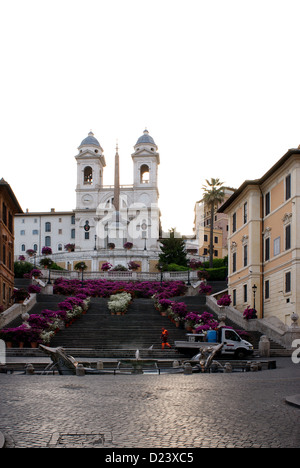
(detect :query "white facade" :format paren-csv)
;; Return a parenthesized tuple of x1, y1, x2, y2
(14, 129, 162, 272)
(15, 211, 75, 257)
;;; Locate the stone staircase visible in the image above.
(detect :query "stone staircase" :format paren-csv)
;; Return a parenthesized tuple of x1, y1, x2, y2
(5, 290, 288, 358)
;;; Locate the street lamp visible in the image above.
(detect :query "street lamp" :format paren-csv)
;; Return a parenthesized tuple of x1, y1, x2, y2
(252, 284, 257, 311)
(94, 234, 97, 251)
(187, 259, 191, 286)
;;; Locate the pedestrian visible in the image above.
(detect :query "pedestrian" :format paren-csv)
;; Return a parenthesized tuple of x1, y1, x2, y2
(161, 327, 171, 349)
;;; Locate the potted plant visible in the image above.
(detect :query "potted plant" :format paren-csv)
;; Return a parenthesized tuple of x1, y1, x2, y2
(74, 262, 88, 272)
(108, 243, 115, 250)
(124, 242, 133, 250)
(199, 283, 212, 296)
(217, 294, 231, 307)
(101, 262, 112, 272)
(41, 246, 52, 256)
(12, 288, 30, 304)
(128, 261, 140, 271)
(243, 306, 257, 320)
(28, 284, 41, 294)
(40, 258, 53, 269)
(26, 249, 36, 257)
(65, 243, 75, 252)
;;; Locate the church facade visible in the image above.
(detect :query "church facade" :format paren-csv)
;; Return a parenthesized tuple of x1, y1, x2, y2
(14, 129, 162, 272)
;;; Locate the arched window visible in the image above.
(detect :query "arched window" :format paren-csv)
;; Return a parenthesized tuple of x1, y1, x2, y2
(45, 222, 51, 232)
(140, 164, 150, 184)
(45, 236, 51, 247)
(84, 166, 93, 184)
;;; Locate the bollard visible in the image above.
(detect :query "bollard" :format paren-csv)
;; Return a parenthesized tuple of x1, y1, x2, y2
(258, 335, 270, 357)
(184, 363, 193, 375)
(76, 364, 85, 376)
(172, 360, 180, 368)
(250, 362, 258, 372)
(224, 362, 232, 373)
(97, 361, 104, 370)
(25, 364, 35, 375)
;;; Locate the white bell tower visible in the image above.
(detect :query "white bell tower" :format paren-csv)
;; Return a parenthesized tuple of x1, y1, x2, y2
(75, 131, 106, 211)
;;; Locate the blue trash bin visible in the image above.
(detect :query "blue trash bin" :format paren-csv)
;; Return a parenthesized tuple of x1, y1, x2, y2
(207, 330, 217, 343)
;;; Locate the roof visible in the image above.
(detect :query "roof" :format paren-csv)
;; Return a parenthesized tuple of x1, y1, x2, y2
(79, 131, 101, 148)
(218, 147, 300, 213)
(136, 129, 156, 146)
(0, 178, 23, 213)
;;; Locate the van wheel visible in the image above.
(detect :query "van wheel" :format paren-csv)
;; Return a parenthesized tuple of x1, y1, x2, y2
(235, 349, 246, 359)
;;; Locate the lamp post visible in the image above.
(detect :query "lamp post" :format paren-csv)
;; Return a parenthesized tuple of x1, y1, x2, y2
(252, 284, 257, 312)
(158, 263, 163, 286)
(187, 259, 191, 286)
(94, 234, 97, 251)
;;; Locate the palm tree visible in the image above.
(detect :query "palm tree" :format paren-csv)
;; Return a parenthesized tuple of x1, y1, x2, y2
(201, 178, 225, 268)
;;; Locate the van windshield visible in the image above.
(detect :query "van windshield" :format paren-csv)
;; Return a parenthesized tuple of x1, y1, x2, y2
(225, 330, 241, 342)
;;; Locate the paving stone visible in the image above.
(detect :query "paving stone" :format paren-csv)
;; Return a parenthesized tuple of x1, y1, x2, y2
(0, 358, 299, 448)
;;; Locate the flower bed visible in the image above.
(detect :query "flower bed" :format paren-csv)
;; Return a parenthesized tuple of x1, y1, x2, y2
(108, 292, 132, 315)
(0, 294, 91, 347)
(53, 278, 187, 299)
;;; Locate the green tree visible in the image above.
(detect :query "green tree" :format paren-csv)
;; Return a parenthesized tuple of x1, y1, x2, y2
(159, 228, 187, 267)
(201, 178, 225, 268)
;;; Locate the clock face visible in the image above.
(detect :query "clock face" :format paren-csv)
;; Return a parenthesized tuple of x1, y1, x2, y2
(82, 194, 93, 205)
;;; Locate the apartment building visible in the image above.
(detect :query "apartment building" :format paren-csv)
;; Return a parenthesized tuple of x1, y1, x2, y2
(0, 179, 23, 310)
(219, 146, 300, 324)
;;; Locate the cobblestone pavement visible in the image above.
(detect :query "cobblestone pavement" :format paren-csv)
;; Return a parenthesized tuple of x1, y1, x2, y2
(0, 358, 300, 449)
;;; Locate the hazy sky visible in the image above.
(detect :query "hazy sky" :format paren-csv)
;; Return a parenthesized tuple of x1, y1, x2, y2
(1, 0, 300, 234)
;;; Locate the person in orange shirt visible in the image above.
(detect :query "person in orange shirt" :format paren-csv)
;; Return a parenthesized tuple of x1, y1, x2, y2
(161, 328, 171, 349)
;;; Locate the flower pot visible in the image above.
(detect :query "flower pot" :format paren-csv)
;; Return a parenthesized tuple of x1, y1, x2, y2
(19, 342, 24, 348)
(6, 342, 13, 348)
(30, 342, 38, 349)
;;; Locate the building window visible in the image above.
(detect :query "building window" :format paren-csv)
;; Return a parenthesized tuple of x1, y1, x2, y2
(232, 213, 237, 233)
(243, 202, 248, 224)
(285, 271, 291, 293)
(58, 229, 62, 235)
(286, 174, 291, 200)
(58, 244, 63, 251)
(285, 224, 291, 250)
(204, 234, 208, 242)
(45, 236, 51, 247)
(243, 284, 248, 303)
(32, 230, 38, 235)
(84, 166, 93, 184)
(265, 192, 270, 216)
(21, 244, 26, 252)
(71, 229, 75, 239)
(214, 236, 218, 244)
(33, 244, 38, 252)
(140, 164, 150, 184)
(233, 289, 236, 306)
(265, 237, 270, 261)
(232, 252, 237, 272)
(243, 244, 248, 267)
(71, 215, 75, 225)
(45, 222, 51, 232)
(265, 280, 270, 300)
(214, 250, 218, 257)
(20, 230, 25, 235)
(85, 232, 90, 240)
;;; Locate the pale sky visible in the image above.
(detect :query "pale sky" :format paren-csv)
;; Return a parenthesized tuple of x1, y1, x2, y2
(1, 0, 300, 235)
